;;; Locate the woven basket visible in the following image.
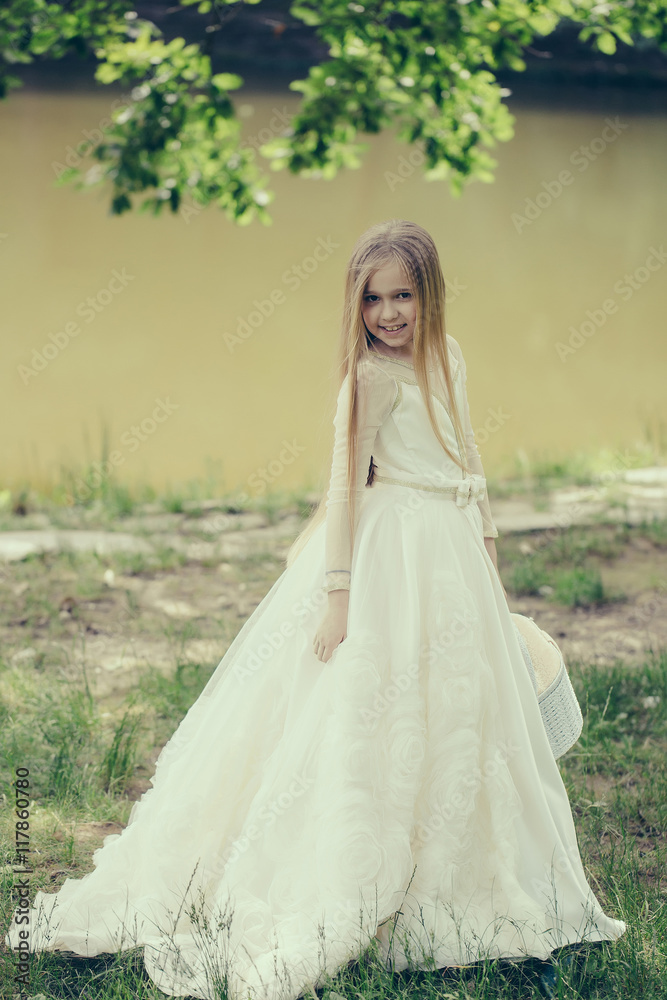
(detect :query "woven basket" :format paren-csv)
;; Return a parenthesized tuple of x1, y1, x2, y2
(511, 613, 583, 759)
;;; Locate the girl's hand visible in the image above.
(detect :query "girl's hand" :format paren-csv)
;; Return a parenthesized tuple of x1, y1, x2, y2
(313, 591, 349, 663)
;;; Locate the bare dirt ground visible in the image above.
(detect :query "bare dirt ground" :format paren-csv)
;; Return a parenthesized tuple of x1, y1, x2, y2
(1, 506, 665, 709)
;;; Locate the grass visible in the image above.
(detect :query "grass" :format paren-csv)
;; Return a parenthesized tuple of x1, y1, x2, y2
(505, 537, 616, 609)
(137, 661, 217, 727)
(638, 519, 667, 548)
(487, 435, 667, 502)
(0, 643, 665, 999)
(551, 566, 607, 608)
(2, 432, 666, 526)
(0, 661, 134, 808)
(99, 708, 146, 795)
(0, 462, 318, 536)
(499, 518, 667, 608)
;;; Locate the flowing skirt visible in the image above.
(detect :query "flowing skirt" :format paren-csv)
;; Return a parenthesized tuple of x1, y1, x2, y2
(6, 480, 626, 1000)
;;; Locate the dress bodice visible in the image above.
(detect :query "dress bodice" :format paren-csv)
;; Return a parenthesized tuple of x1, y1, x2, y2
(323, 335, 499, 592)
(363, 345, 466, 485)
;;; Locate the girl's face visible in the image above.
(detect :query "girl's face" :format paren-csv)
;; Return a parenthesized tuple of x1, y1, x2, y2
(362, 261, 416, 354)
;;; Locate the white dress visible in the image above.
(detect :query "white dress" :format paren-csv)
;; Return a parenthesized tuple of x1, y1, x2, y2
(6, 335, 626, 999)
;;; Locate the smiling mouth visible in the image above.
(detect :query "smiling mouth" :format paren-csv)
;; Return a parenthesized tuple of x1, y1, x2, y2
(380, 324, 406, 333)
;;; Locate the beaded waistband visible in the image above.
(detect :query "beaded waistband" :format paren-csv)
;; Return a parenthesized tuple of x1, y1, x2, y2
(372, 473, 487, 508)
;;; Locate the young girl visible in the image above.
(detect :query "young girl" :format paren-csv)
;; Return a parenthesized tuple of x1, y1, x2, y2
(6, 219, 626, 999)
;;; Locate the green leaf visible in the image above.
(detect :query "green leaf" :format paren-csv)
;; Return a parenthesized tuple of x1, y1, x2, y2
(290, 5, 323, 27)
(111, 193, 131, 215)
(212, 73, 243, 91)
(613, 25, 635, 47)
(596, 31, 617, 55)
(95, 63, 123, 84)
(12, 0, 644, 223)
(507, 55, 526, 71)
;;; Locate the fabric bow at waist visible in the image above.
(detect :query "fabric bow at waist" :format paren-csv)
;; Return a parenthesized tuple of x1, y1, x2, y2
(455, 475, 487, 507)
(372, 472, 487, 508)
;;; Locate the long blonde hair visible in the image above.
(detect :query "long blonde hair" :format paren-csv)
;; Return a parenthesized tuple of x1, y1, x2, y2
(286, 218, 471, 569)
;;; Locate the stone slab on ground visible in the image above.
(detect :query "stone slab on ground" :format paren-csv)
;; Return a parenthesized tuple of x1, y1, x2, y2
(0, 530, 153, 562)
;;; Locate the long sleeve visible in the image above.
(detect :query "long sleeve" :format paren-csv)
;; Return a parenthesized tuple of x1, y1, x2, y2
(448, 337, 499, 539)
(324, 360, 398, 592)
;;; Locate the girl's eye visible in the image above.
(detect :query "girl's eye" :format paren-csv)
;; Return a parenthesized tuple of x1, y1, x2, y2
(364, 292, 412, 301)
